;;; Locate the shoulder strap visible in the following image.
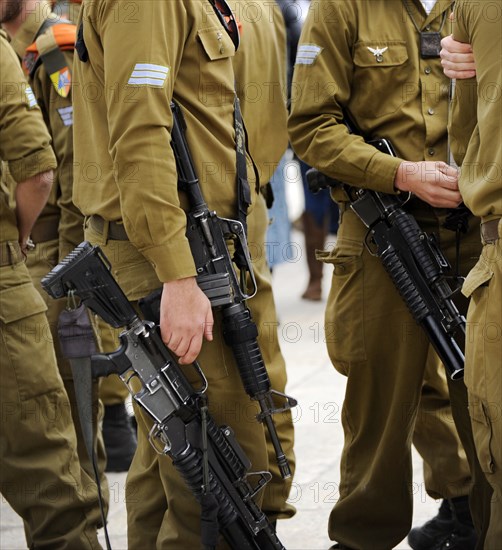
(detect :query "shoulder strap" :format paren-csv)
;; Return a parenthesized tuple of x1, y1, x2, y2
(24, 19, 76, 97)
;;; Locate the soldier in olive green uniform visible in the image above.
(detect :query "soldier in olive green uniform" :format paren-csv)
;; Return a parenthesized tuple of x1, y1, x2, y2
(288, 1, 492, 548)
(2, 0, 110, 498)
(230, 0, 295, 521)
(449, 2, 502, 548)
(71, 0, 283, 547)
(57, 0, 137, 475)
(0, 29, 101, 549)
(123, 3, 296, 542)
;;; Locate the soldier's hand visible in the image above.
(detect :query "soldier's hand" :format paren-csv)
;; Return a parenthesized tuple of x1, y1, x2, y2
(394, 161, 463, 208)
(160, 277, 214, 365)
(440, 35, 476, 79)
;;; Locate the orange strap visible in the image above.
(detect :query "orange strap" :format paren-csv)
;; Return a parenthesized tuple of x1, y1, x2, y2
(26, 23, 77, 54)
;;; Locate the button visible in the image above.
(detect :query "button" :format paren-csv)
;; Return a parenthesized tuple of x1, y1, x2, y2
(425, 25, 431, 31)
(425, 66, 432, 75)
(428, 108, 435, 115)
(428, 148, 435, 156)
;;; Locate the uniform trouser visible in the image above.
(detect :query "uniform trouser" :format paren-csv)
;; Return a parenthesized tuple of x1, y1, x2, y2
(99, 374, 129, 405)
(25, 239, 109, 513)
(320, 205, 493, 550)
(462, 220, 502, 550)
(0, 253, 102, 549)
(84, 197, 295, 548)
(414, 348, 471, 500)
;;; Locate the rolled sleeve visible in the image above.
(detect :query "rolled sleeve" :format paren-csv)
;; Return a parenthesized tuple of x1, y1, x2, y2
(0, 35, 56, 182)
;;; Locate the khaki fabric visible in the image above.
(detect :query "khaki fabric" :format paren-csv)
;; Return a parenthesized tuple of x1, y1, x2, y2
(7, 9, 109, 509)
(0, 261, 101, 550)
(25, 239, 109, 509)
(229, 0, 289, 185)
(451, 3, 502, 548)
(450, 0, 502, 221)
(288, 0, 454, 194)
(73, 0, 258, 285)
(0, 33, 100, 548)
(414, 348, 471, 499)
(288, 1, 493, 547)
(9, 4, 84, 258)
(73, 0, 272, 546)
(461, 222, 502, 550)
(0, 31, 56, 244)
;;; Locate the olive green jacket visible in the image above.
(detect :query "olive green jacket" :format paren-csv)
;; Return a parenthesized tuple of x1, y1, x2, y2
(451, 0, 502, 221)
(288, 0, 455, 195)
(73, 0, 257, 285)
(0, 30, 56, 243)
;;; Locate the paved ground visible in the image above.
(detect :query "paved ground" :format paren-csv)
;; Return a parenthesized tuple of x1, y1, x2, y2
(0, 161, 442, 549)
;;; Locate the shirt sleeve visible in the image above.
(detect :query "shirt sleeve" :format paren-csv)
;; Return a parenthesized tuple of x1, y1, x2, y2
(94, 0, 196, 283)
(449, 0, 478, 167)
(287, 0, 402, 194)
(31, 50, 85, 257)
(0, 36, 57, 183)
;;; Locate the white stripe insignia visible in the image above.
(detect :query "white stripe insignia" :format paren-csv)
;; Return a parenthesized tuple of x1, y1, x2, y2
(25, 86, 37, 108)
(127, 63, 170, 87)
(295, 44, 322, 65)
(58, 106, 73, 126)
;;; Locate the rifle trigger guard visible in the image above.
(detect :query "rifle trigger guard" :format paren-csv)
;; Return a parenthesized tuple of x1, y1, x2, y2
(148, 424, 172, 455)
(241, 470, 272, 502)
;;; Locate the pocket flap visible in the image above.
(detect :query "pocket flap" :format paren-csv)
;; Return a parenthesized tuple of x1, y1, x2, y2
(354, 41, 408, 67)
(198, 27, 235, 61)
(462, 259, 493, 298)
(0, 282, 47, 324)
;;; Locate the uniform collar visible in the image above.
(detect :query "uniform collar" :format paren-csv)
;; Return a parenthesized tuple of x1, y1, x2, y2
(407, 0, 454, 28)
(9, 0, 53, 58)
(424, 0, 455, 27)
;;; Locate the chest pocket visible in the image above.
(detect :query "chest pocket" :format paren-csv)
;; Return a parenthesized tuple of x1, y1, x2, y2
(351, 41, 409, 119)
(197, 27, 235, 107)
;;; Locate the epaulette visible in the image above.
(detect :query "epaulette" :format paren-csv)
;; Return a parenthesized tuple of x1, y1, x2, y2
(23, 18, 76, 98)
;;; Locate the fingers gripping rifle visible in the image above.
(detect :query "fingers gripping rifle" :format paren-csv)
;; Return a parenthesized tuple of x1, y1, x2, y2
(41, 243, 285, 550)
(308, 137, 466, 380)
(140, 101, 297, 479)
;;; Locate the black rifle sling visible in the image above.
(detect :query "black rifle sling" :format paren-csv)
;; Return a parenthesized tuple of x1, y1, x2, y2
(58, 304, 112, 550)
(233, 95, 252, 256)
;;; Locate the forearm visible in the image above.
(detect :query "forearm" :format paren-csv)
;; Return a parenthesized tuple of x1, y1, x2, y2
(15, 170, 54, 247)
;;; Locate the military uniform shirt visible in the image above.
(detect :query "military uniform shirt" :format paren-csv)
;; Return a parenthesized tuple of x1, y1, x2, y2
(9, 1, 83, 250)
(229, 0, 289, 185)
(73, 0, 257, 285)
(451, 0, 502, 220)
(0, 30, 57, 243)
(288, 0, 454, 194)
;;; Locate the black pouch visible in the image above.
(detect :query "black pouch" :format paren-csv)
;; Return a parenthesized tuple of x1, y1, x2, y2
(58, 303, 97, 359)
(420, 31, 441, 58)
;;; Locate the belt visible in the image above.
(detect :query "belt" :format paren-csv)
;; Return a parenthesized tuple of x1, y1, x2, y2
(30, 218, 59, 243)
(89, 215, 129, 241)
(0, 241, 22, 267)
(481, 218, 501, 244)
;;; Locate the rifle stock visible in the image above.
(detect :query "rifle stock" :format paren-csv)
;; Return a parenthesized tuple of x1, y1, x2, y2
(42, 242, 286, 550)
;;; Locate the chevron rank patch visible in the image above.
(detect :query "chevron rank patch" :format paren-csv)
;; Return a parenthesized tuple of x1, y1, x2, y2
(57, 105, 73, 126)
(50, 67, 71, 97)
(25, 86, 37, 108)
(127, 63, 170, 87)
(295, 44, 323, 65)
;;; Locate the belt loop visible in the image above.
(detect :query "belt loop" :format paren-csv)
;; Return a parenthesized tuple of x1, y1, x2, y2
(84, 215, 108, 246)
(7, 241, 23, 265)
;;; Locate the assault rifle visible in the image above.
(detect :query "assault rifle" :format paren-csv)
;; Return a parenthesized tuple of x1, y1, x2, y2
(139, 101, 297, 478)
(308, 136, 466, 380)
(41, 242, 286, 550)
